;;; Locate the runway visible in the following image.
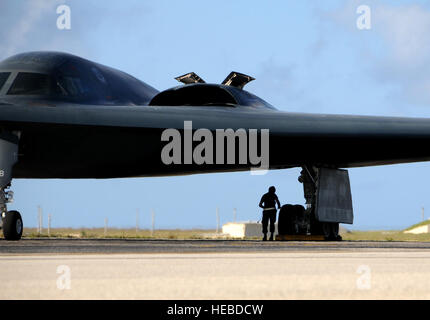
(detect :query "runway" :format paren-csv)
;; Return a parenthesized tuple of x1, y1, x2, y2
(2, 249, 430, 299)
(2, 238, 430, 254)
(2, 239, 430, 299)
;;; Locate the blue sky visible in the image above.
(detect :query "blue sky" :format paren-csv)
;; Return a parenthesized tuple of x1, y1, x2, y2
(2, 0, 430, 230)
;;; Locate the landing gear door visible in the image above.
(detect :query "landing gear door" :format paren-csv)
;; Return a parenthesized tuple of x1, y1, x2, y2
(0, 133, 18, 189)
(315, 168, 353, 224)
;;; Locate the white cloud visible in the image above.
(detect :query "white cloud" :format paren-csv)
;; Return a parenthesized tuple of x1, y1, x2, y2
(1, 0, 62, 59)
(330, 1, 430, 106)
(375, 5, 430, 69)
(0, 1, 154, 68)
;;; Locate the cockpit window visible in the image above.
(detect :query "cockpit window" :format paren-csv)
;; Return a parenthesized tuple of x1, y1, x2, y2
(0, 72, 10, 90)
(91, 67, 107, 84)
(55, 61, 157, 105)
(1, 53, 158, 105)
(57, 75, 93, 97)
(7, 72, 58, 95)
(56, 61, 107, 101)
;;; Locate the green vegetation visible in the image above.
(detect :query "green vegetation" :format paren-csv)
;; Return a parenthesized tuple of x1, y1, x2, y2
(21, 228, 218, 240)
(341, 230, 430, 242)
(22, 228, 207, 239)
(14, 227, 430, 242)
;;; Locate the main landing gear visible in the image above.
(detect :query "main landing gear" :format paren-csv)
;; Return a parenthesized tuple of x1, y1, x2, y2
(277, 166, 354, 241)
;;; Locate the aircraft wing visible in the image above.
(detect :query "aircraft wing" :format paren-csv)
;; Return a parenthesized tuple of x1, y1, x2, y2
(1, 102, 430, 177)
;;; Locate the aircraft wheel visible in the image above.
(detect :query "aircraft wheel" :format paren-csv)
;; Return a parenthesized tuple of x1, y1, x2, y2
(2, 210, 23, 241)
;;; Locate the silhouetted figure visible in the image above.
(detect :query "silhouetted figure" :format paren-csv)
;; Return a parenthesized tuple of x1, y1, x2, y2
(259, 186, 281, 241)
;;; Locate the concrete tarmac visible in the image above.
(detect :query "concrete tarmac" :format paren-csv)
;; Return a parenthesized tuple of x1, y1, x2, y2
(2, 239, 430, 299)
(2, 251, 430, 299)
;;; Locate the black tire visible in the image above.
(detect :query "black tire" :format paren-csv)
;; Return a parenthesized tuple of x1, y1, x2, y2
(278, 204, 294, 235)
(2, 210, 23, 240)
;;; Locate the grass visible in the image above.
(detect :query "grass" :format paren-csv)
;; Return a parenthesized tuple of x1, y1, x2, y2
(14, 227, 430, 242)
(22, 227, 218, 240)
(341, 230, 430, 242)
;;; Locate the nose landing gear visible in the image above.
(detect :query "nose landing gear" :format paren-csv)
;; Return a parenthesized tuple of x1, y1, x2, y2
(2, 210, 23, 241)
(0, 131, 22, 240)
(0, 184, 22, 240)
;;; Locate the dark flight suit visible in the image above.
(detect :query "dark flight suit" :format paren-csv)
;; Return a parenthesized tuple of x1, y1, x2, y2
(259, 192, 280, 236)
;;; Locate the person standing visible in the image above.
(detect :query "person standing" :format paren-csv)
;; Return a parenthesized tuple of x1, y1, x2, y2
(259, 186, 281, 241)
